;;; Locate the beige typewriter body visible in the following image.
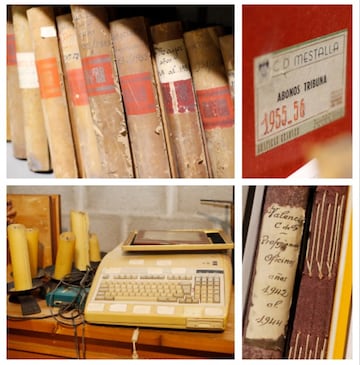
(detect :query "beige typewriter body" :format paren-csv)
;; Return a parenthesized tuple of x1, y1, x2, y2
(85, 232, 233, 331)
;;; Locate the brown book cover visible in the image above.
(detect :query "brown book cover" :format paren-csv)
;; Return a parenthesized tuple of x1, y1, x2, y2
(183, 26, 234, 178)
(56, 13, 103, 178)
(71, 5, 134, 178)
(110, 16, 171, 178)
(242, 186, 311, 359)
(286, 186, 349, 359)
(11, 5, 51, 172)
(27, 6, 78, 178)
(150, 20, 211, 178)
(7, 10, 26, 159)
(219, 34, 234, 100)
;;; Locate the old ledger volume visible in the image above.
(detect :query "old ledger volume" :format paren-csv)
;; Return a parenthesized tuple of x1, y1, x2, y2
(243, 186, 311, 358)
(6, 11, 26, 159)
(184, 26, 234, 178)
(27, 6, 77, 178)
(56, 13, 103, 178)
(71, 5, 133, 178)
(150, 21, 210, 178)
(110, 16, 171, 178)
(286, 186, 349, 359)
(11, 5, 51, 172)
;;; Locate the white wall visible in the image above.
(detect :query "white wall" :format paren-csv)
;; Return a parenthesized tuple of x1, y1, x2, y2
(7, 185, 234, 253)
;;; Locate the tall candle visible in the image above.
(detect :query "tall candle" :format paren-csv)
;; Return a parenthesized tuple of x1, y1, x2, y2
(53, 231, 75, 280)
(7, 224, 33, 291)
(26, 227, 39, 277)
(70, 210, 90, 271)
(89, 233, 101, 262)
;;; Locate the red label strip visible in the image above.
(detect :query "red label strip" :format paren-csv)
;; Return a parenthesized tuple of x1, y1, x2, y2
(7, 34, 17, 66)
(120, 72, 156, 115)
(82, 55, 115, 96)
(161, 79, 196, 114)
(67, 68, 89, 106)
(36, 57, 62, 99)
(196, 86, 234, 129)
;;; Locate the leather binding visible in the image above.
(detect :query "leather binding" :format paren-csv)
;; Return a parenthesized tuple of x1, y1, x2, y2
(286, 186, 349, 359)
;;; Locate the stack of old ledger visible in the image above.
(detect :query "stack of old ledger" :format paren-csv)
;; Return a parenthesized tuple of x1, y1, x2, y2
(7, 5, 234, 179)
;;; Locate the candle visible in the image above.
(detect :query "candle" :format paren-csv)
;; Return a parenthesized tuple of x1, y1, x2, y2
(26, 227, 39, 278)
(7, 224, 33, 291)
(53, 231, 75, 280)
(89, 233, 101, 262)
(70, 210, 90, 271)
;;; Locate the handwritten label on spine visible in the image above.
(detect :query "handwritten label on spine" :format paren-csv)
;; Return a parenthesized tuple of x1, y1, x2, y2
(245, 203, 305, 343)
(154, 39, 192, 83)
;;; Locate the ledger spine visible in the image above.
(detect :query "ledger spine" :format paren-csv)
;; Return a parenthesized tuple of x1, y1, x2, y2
(26, 6, 78, 178)
(56, 13, 103, 178)
(71, 5, 134, 178)
(242, 186, 311, 359)
(7, 10, 26, 159)
(286, 186, 349, 359)
(150, 20, 210, 178)
(110, 16, 171, 178)
(11, 5, 51, 172)
(183, 27, 234, 178)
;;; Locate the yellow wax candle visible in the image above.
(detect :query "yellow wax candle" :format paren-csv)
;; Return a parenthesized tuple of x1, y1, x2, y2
(53, 232, 75, 280)
(89, 233, 101, 262)
(70, 210, 90, 271)
(26, 227, 39, 277)
(7, 224, 33, 291)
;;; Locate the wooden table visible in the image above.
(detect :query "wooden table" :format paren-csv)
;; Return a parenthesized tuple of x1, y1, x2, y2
(7, 289, 234, 359)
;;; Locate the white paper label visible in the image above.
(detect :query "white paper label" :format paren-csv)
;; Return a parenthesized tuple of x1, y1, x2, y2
(16, 52, 39, 89)
(245, 203, 305, 342)
(254, 30, 347, 155)
(40, 26, 57, 38)
(154, 39, 192, 83)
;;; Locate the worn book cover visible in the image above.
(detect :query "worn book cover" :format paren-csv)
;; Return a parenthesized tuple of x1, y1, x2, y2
(57, 13, 103, 178)
(71, 5, 134, 178)
(242, 186, 311, 358)
(151, 20, 210, 178)
(184, 26, 234, 178)
(27, 6, 78, 178)
(286, 186, 349, 359)
(11, 5, 51, 172)
(7, 9, 26, 159)
(110, 16, 171, 178)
